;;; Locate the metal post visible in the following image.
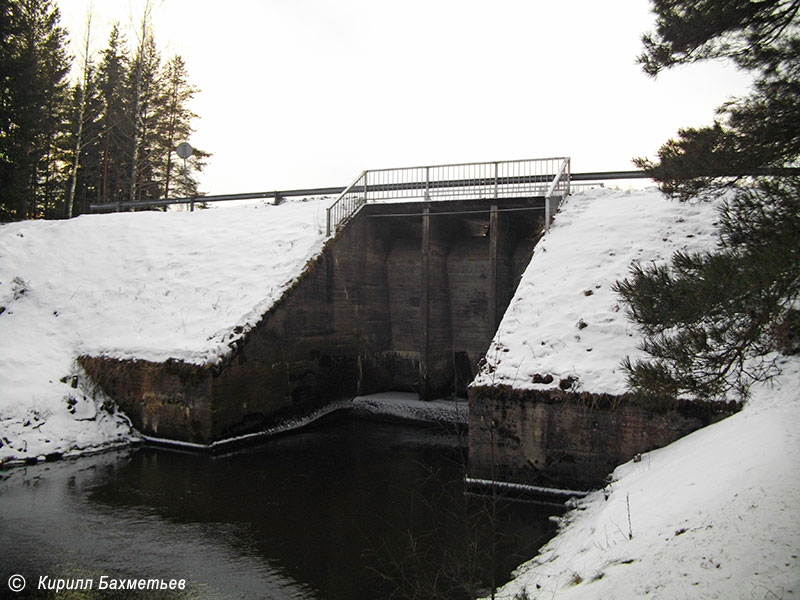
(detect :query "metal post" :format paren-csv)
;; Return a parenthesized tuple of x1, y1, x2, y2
(489, 205, 498, 329)
(183, 157, 193, 212)
(424, 167, 430, 201)
(421, 207, 431, 397)
(494, 162, 499, 198)
(326, 207, 331, 236)
(566, 158, 571, 196)
(545, 197, 551, 232)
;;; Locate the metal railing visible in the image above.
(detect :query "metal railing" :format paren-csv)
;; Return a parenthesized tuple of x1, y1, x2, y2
(88, 187, 344, 213)
(85, 166, 800, 216)
(326, 157, 571, 235)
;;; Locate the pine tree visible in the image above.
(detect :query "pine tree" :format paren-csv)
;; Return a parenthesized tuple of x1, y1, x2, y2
(617, 0, 800, 401)
(159, 55, 208, 200)
(634, 0, 800, 198)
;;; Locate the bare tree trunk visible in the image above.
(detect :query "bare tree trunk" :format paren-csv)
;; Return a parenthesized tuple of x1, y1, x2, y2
(128, 2, 152, 207)
(67, 10, 92, 219)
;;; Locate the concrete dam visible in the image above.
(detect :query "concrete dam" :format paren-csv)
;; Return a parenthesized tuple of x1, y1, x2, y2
(81, 197, 547, 444)
(81, 158, 566, 446)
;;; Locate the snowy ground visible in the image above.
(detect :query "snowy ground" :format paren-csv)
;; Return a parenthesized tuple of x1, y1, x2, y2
(474, 187, 720, 395)
(0, 198, 329, 465)
(475, 188, 799, 599)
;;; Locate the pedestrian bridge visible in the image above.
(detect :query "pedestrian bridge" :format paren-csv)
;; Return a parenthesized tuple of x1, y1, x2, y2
(326, 157, 571, 234)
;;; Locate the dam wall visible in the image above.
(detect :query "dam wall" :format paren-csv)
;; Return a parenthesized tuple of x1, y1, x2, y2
(82, 197, 545, 444)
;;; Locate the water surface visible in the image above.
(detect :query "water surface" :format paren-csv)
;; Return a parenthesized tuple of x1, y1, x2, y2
(1, 419, 557, 599)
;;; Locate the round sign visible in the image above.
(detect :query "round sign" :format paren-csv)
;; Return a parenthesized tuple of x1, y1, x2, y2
(176, 142, 193, 159)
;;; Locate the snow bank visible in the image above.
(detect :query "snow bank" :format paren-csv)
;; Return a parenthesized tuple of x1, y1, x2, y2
(474, 187, 720, 395)
(0, 199, 329, 464)
(490, 356, 800, 600)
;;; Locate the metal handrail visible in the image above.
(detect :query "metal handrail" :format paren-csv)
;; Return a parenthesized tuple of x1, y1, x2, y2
(326, 157, 571, 236)
(544, 158, 570, 232)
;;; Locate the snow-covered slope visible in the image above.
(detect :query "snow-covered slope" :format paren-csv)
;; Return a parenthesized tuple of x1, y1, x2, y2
(0, 199, 329, 465)
(474, 187, 720, 395)
(490, 357, 800, 600)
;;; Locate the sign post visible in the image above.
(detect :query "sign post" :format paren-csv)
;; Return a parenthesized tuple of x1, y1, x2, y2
(176, 142, 194, 211)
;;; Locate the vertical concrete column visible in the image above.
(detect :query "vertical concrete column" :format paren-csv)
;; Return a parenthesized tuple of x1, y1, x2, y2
(421, 207, 431, 396)
(489, 205, 499, 331)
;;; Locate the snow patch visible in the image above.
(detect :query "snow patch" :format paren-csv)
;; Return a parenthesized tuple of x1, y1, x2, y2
(473, 187, 720, 396)
(352, 392, 468, 426)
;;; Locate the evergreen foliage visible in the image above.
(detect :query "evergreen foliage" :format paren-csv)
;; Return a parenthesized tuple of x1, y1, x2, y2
(0, 1, 208, 221)
(618, 0, 800, 400)
(0, 0, 71, 220)
(634, 0, 800, 198)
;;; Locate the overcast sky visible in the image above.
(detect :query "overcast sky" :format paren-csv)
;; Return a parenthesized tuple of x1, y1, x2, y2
(55, 0, 753, 195)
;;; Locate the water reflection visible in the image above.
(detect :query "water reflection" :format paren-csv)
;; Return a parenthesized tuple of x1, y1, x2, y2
(1, 419, 557, 599)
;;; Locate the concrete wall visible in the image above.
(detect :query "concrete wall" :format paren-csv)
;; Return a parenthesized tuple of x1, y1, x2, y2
(80, 356, 214, 443)
(468, 385, 740, 489)
(82, 197, 545, 443)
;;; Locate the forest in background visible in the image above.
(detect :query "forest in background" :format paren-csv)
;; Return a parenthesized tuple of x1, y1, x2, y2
(0, 0, 208, 221)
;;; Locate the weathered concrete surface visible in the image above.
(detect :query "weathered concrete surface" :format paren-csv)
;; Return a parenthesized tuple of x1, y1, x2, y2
(80, 356, 214, 443)
(468, 385, 740, 489)
(81, 197, 545, 444)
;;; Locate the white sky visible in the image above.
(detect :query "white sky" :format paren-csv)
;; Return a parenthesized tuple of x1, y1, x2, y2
(55, 0, 753, 195)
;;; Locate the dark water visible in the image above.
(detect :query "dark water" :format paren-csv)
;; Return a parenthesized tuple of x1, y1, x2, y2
(1, 419, 557, 600)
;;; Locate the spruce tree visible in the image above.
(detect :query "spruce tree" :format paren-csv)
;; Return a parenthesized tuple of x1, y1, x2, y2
(617, 0, 800, 401)
(0, 0, 72, 220)
(95, 23, 130, 207)
(0, 2, 23, 220)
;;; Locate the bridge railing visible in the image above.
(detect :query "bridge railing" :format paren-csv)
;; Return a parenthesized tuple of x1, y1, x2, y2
(544, 157, 571, 231)
(326, 157, 571, 235)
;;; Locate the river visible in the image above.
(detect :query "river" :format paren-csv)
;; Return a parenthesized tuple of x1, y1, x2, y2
(1, 418, 558, 599)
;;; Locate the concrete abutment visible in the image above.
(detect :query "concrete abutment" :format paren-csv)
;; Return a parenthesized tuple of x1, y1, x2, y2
(468, 385, 741, 489)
